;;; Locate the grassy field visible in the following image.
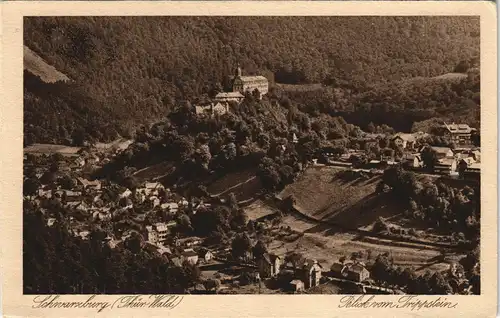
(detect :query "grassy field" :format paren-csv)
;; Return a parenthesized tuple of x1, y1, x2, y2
(278, 166, 385, 228)
(267, 214, 464, 275)
(244, 199, 279, 221)
(24, 143, 81, 156)
(269, 166, 466, 274)
(277, 166, 457, 245)
(24, 46, 70, 84)
(95, 138, 133, 152)
(431, 72, 468, 81)
(132, 161, 175, 183)
(207, 169, 262, 202)
(278, 166, 444, 231)
(274, 83, 324, 92)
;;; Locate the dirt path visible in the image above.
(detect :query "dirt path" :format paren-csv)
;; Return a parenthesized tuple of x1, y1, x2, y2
(212, 176, 257, 197)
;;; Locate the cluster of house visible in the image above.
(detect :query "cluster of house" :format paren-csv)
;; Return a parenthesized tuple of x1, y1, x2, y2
(319, 123, 480, 179)
(24, 140, 138, 180)
(330, 260, 371, 283)
(256, 252, 472, 294)
(254, 253, 373, 293)
(393, 123, 479, 175)
(159, 245, 215, 268)
(256, 253, 323, 292)
(24, 141, 234, 275)
(24, 144, 203, 248)
(400, 145, 480, 179)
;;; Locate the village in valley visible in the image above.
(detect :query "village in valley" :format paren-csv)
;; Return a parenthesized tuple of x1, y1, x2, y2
(23, 63, 481, 295)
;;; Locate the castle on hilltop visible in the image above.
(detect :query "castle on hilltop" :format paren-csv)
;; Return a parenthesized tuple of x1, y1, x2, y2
(198, 65, 270, 116)
(229, 64, 269, 97)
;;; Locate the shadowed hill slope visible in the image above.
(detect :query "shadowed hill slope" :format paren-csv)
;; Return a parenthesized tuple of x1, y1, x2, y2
(24, 16, 480, 143)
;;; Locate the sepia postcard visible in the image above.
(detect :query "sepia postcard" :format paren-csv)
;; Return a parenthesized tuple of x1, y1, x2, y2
(0, 1, 497, 317)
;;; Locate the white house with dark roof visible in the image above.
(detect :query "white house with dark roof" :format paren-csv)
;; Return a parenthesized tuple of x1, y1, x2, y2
(434, 158, 457, 175)
(77, 177, 102, 191)
(301, 259, 322, 289)
(289, 279, 305, 293)
(346, 263, 370, 282)
(119, 188, 132, 198)
(144, 221, 176, 244)
(66, 200, 89, 212)
(139, 182, 164, 196)
(462, 162, 480, 181)
(182, 249, 199, 265)
(258, 253, 282, 278)
(392, 133, 416, 149)
(403, 153, 424, 169)
(161, 202, 179, 214)
(47, 218, 57, 227)
(199, 249, 214, 263)
(422, 146, 454, 159)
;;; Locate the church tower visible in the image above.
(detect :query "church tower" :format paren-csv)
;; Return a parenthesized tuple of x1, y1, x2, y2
(235, 64, 242, 77)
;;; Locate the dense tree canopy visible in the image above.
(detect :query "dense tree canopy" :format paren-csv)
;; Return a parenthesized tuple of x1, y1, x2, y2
(23, 203, 201, 294)
(24, 16, 479, 144)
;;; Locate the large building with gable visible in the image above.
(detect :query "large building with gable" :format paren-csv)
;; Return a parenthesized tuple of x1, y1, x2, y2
(437, 122, 476, 146)
(230, 65, 269, 97)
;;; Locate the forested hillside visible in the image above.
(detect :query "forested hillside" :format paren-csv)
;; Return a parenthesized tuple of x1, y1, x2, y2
(24, 16, 480, 144)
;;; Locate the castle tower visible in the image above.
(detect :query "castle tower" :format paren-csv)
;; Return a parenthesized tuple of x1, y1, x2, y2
(235, 64, 242, 77)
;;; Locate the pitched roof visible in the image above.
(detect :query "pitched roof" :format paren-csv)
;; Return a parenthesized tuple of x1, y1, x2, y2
(77, 177, 101, 187)
(459, 157, 476, 165)
(330, 262, 345, 273)
(154, 222, 169, 232)
(145, 182, 162, 189)
(198, 249, 212, 256)
(215, 92, 244, 99)
(262, 253, 281, 264)
(303, 259, 322, 270)
(56, 190, 82, 197)
(240, 75, 268, 82)
(443, 122, 473, 133)
(436, 158, 456, 166)
(182, 250, 198, 257)
(348, 263, 368, 274)
(404, 153, 422, 161)
(171, 257, 182, 267)
(66, 201, 87, 208)
(195, 105, 212, 115)
(230, 75, 268, 83)
(430, 146, 453, 154)
(392, 133, 416, 142)
(167, 221, 177, 228)
(157, 246, 172, 255)
(467, 163, 481, 170)
(161, 202, 179, 210)
(290, 279, 303, 285)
